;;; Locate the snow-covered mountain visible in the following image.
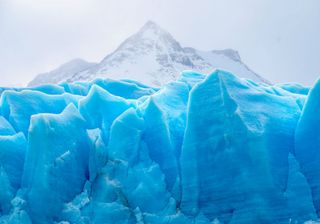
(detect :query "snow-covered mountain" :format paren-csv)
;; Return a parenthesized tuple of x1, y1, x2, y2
(28, 21, 269, 87)
(28, 59, 96, 87)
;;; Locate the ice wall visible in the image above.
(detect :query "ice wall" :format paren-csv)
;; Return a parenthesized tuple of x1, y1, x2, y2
(0, 71, 318, 224)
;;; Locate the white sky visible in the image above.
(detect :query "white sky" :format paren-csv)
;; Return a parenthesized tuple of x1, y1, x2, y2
(0, 0, 319, 87)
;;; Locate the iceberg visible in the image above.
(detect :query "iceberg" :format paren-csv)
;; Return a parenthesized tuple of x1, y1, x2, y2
(0, 71, 319, 223)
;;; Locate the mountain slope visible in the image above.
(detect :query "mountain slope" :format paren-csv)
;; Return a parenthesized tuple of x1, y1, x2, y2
(29, 21, 269, 87)
(28, 59, 96, 87)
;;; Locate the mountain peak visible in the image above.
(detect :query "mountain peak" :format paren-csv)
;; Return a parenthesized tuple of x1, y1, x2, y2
(136, 20, 173, 41)
(29, 21, 268, 87)
(141, 20, 161, 30)
(104, 20, 182, 64)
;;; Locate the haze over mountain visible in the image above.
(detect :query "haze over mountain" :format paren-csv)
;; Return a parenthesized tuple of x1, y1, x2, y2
(29, 21, 269, 87)
(28, 59, 97, 87)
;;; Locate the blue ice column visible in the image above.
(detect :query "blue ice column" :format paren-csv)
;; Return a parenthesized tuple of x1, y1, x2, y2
(295, 79, 320, 216)
(180, 70, 314, 223)
(21, 104, 91, 223)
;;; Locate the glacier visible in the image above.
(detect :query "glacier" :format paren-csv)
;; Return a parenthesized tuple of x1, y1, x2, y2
(0, 70, 319, 223)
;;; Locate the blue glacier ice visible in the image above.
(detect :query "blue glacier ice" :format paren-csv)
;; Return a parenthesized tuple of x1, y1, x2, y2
(0, 71, 319, 223)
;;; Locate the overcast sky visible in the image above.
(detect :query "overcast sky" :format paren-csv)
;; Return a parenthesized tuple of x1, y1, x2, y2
(0, 0, 319, 87)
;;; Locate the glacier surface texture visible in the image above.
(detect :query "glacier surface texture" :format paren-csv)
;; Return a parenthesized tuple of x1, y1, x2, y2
(0, 70, 319, 223)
